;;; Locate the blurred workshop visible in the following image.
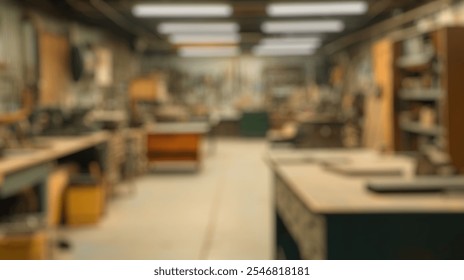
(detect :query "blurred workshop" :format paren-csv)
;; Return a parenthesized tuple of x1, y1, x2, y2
(1, 0, 464, 260)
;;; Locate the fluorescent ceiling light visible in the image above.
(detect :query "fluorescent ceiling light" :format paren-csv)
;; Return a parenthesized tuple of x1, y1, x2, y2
(133, 3, 232, 18)
(158, 22, 239, 34)
(255, 44, 319, 51)
(262, 20, 344, 33)
(267, 1, 368, 17)
(253, 48, 315, 57)
(169, 34, 240, 44)
(179, 46, 239, 57)
(261, 37, 322, 45)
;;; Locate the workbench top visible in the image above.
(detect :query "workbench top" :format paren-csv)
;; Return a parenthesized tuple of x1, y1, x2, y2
(269, 148, 464, 214)
(267, 148, 379, 165)
(0, 131, 110, 180)
(147, 122, 210, 134)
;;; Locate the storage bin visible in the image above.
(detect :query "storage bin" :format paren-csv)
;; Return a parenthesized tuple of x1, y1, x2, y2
(0, 231, 47, 260)
(65, 176, 105, 226)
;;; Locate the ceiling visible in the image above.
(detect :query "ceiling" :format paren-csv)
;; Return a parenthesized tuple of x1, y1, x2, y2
(20, 0, 438, 55)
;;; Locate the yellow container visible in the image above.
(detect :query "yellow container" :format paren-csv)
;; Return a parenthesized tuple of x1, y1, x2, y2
(65, 185, 105, 226)
(0, 231, 47, 260)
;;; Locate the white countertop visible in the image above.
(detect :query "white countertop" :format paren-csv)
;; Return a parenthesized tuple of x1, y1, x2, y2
(147, 122, 210, 134)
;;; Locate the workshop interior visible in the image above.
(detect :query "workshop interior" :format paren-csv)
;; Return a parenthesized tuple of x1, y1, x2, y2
(1, 0, 464, 260)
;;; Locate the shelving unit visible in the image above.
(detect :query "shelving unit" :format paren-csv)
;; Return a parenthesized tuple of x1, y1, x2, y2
(263, 66, 305, 109)
(393, 27, 464, 172)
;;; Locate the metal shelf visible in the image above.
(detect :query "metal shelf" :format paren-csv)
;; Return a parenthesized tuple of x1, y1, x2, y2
(400, 120, 443, 136)
(396, 53, 433, 70)
(399, 89, 441, 101)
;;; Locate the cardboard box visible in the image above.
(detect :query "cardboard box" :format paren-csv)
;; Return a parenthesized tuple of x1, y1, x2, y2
(129, 73, 168, 102)
(65, 185, 105, 226)
(419, 107, 436, 128)
(0, 231, 47, 260)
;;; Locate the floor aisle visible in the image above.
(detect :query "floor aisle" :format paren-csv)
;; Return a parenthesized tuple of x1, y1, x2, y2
(61, 139, 273, 260)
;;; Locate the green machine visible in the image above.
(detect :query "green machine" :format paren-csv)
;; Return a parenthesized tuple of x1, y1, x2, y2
(239, 111, 269, 137)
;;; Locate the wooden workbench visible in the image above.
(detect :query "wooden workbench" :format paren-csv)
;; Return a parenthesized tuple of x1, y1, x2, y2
(146, 122, 209, 170)
(0, 132, 109, 179)
(0, 131, 110, 217)
(268, 148, 464, 260)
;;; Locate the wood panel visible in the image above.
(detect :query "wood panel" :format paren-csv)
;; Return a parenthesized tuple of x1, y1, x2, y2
(365, 39, 395, 152)
(442, 27, 464, 172)
(38, 31, 70, 107)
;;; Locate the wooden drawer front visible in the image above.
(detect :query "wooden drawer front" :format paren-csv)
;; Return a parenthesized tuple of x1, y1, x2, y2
(275, 175, 327, 259)
(147, 134, 200, 152)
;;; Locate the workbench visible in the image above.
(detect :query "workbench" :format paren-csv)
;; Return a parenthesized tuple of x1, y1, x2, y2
(146, 122, 209, 170)
(0, 131, 110, 223)
(267, 149, 464, 259)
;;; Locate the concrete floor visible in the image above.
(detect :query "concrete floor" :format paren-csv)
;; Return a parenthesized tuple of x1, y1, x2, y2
(60, 139, 273, 260)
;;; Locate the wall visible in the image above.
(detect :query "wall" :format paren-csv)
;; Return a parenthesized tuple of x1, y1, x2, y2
(0, 0, 140, 115)
(141, 54, 316, 113)
(0, 1, 26, 113)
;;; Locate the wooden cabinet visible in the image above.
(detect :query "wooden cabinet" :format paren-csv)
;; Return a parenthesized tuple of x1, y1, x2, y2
(147, 133, 202, 168)
(145, 123, 208, 170)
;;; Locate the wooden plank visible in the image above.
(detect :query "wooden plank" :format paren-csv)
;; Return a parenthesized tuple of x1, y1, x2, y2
(38, 31, 70, 107)
(366, 39, 395, 152)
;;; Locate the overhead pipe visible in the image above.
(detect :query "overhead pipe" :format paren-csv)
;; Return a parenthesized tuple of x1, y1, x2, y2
(88, 0, 161, 40)
(321, 0, 453, 55)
